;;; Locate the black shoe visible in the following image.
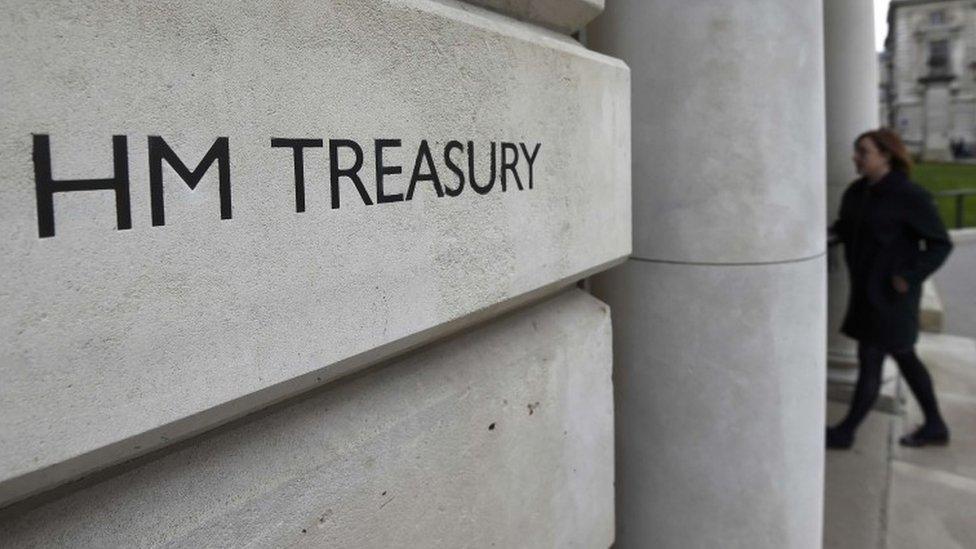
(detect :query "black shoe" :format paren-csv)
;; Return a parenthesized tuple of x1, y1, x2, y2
(899, 423, 949, 447)
(826, 426, 854, 450)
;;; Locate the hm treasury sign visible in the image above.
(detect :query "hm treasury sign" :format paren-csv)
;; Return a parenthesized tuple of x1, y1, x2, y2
(33, 135, 542, 237)
(0, 0, 629, 505)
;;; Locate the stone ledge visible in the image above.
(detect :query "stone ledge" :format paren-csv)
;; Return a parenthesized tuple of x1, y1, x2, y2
(460, 0, 603, 33)
(950, 227, 976, 244)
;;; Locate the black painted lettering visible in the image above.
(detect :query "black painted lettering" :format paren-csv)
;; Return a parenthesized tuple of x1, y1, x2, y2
(148, 136, 231, 226)
(443, 141, 465, 197)
(374, 139, 404, 204)
(500, 142, 523, 192)
(519, 142, 541, 190)
(271, 138, 323, 213)
(328, 139, 373, 209)
(33, 134, 132, 238)
(468, 141, 496, 195)
(406, 140, 444, 200)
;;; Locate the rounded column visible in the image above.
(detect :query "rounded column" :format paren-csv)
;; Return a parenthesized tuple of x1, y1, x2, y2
(824, 0, 879, 365)
(587, 1, 827, 546)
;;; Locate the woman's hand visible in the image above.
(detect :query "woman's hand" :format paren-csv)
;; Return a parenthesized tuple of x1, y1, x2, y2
(892, 275, 909, 294)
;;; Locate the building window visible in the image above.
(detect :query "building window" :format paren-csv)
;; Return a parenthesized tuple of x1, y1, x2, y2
(930, 10, 946, 25)
(928, 39, 950, 75)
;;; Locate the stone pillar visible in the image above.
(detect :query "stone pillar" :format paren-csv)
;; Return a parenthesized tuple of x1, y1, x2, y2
(588, 1, 826, 546)
(824, 0, 878, 366)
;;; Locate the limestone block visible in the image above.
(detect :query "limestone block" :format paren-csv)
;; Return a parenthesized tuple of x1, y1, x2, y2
(461, 0, 603, 33)
(0, 290, 615, 548)
(587, 0, 825, 263)
(590, 256, 826, 548)
(0, 0, 631, 506)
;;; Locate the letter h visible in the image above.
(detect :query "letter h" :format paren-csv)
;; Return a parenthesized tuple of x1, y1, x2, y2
(33, 134, 132, 238)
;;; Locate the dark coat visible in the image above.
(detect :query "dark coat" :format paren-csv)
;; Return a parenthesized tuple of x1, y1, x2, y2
(831, 170, 953, 351)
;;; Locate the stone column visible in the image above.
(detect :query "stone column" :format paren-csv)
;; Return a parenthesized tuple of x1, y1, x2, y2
(824, 0, 879, 366)
(588, 1, 826, 546)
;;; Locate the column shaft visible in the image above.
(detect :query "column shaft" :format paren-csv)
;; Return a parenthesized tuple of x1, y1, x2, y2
(588, 1, 827, 545)
(824, 0, 879, 365)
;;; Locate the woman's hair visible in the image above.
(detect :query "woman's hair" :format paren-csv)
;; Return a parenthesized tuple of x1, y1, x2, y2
(855, 128, 913, 173)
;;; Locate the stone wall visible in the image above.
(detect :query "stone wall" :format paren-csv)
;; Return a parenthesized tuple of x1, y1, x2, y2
(0, 290, 615, 548)
(0, 0, 628, 544)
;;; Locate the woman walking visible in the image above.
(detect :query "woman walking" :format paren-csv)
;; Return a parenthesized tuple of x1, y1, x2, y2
(827, 129, 953, 450)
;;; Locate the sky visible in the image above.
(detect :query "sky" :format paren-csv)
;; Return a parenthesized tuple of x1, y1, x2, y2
(874, 0, 892, 51)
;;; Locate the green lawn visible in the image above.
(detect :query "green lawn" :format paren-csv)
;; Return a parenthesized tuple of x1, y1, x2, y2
(913, 162, 976, 229)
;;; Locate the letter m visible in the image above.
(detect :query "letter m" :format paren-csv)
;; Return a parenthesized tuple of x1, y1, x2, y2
(148, 136, 231, 226)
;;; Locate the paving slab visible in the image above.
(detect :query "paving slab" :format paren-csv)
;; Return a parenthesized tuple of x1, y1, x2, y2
(915, 333, 976, 400)
(896, 333, 976, 484)
(886, 461, 976, 549)
(896, 395, 976, 483)
(823, 401, 893, 549)
(826, 331, 976, 549)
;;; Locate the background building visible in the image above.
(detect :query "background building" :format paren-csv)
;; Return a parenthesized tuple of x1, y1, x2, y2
(884, 0, 976, 159)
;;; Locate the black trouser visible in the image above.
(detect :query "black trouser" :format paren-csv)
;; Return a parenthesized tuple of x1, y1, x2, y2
(837, 342, 946, 433)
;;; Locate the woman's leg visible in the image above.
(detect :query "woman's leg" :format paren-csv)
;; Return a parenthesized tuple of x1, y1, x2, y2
(835, 342, 886, 435)
(891, 347, 947, 430)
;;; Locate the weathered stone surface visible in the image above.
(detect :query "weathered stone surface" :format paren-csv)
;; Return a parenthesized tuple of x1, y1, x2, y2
(461, 0, 603, 33)
(0, 0, 630, 506)
(0, 289, 615, 548)
(587, 0, 826, 546)
(591, 257, 826, 548)
(588, 0, 825, 264)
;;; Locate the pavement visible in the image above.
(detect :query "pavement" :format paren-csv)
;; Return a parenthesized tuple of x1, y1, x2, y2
(823, 332, 976, 548)
(934, 229, 976, 341)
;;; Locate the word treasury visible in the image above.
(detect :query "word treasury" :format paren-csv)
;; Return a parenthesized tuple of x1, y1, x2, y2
(32, 135, 543, 238)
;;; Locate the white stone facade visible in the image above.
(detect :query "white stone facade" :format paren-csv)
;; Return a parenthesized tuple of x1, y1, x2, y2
(884, 0, 976, 158)
(0, 0, 841, 547)
(0, 289, 615, 548)
(0, 0, 629, 510)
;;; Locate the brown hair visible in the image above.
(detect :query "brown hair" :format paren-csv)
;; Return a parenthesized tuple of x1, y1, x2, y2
(855, 128, 913, 174)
